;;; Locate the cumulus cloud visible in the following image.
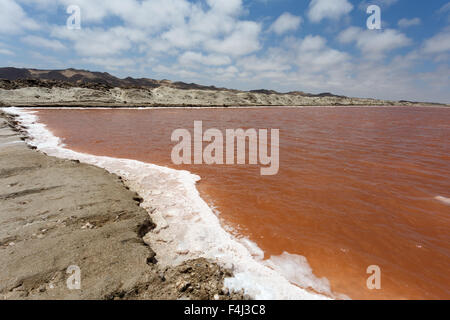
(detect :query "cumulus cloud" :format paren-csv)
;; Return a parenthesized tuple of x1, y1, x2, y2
(41, 0, 262, 58)
(178, 52, 232, 66)
(204, 21, 262, 56)
(338, 27, 412, 58)
(22, 36, 66, 51)
(51, 26, 136, 56)
(269, 13, 303, 35)
(423, 29, 450, 55)
(232, 34, 351, 92)
(237, 49, 291, 73)
(0, 0, 39, 34)
(308, 0, 353, 23)
(294, 35, 350, 73)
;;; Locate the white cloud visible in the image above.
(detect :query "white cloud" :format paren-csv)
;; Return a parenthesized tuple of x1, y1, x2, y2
(423, 29, 450, 55)
(237, 50, 291, 72)
(339, 27, 412, 58)
(308, 0, 353, 23)
(22, 35, 66, 51)
(52, 26, 147, 56)
(20, 0, 191, 29)
(398, 18, 421, 28)
(46, 0, 261, 58)
(297, 35, 326, 52)
(81, 57, 135, 68)
(178, 52, 231, 66)
(230, 35, 350, 92)
(0, 0, 39, 34)
(294, 35, 350, 73)
(204, 21, 262, 56)
(269, 13, 302, 35)
(0, 48, 14, 55)
(110, 0, 191, 31)
(58, 0, 134, 23)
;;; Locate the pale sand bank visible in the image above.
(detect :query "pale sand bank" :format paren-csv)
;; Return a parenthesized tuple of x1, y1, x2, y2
(0, 85, 436, 108)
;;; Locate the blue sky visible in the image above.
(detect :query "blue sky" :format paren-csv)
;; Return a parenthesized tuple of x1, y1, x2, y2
(0, 0, 449, 103)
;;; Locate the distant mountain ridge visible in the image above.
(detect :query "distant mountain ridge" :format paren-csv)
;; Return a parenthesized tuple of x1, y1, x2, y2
(2, 66, 446, 107)
(0, 67, 343, 98)
(0, 67, 235, 92)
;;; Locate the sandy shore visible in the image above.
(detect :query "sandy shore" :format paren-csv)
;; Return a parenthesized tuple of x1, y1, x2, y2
(0, 112, 244, 300)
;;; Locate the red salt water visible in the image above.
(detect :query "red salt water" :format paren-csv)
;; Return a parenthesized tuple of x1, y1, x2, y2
(35, 106, 450, 300)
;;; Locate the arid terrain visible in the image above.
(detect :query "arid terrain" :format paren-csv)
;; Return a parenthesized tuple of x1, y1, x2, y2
(1, 68, 443, 108)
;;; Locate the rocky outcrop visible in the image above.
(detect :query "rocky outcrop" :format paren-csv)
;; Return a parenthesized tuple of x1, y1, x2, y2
(0, 79, 113, 91)
(0, 68, 226, 91)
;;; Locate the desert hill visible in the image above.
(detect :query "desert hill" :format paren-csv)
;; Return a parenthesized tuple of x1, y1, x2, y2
(0, 67, 445, 108)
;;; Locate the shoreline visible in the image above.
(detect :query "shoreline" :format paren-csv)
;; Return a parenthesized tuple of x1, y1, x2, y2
(1, 103, 449, 109)
(0, 110, 246, 300)
(2, 104, 450, 112)
(3, 107, 335, 300)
